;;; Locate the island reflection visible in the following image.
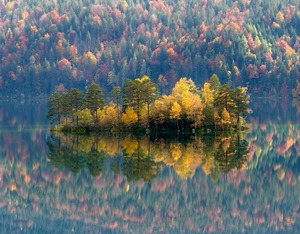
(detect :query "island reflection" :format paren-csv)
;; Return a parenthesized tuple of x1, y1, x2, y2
(47, 133, 249, 182)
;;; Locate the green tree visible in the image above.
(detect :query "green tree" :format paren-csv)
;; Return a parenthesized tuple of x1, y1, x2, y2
(214, 84, 237, 127)
(232, 87, 251, 128)
(209, 73, 221, 94)
(85, 83, 105, 124)
(203, 105, 215, 129)
(123, 77, 158, 127)
(123, 79, 144, 122)
(47, 92, 63, 125)
(110, 86, 122, 127)
(68, 88, 85, 127)
(76, 108, 93, 127)
(140, 76, 159, 128)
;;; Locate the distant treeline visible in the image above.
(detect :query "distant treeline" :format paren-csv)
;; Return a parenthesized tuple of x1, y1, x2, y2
(47, 74, 250, 133)
(0, 0, 299, 96)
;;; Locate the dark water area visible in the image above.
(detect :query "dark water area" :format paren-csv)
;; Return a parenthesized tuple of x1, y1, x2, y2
(0, 99, 300, 233)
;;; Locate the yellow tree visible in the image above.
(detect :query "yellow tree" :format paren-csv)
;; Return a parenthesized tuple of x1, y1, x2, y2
(150, 95, 174, 126)
(171, 78, 202, 130)
(171, 77, 198, 99)
(182, 93, 205, 129)
(276, 11, 284, 24)
(84, 51, 98, 67)
(202, 82, 214, 106)
(105, 103, 120, 128)
(150, 99, 165, 126)
(220, 108, 232, 130)
(122, 107, 138, 127)
(170, 102, 182, 131)
(97, 103, 120, 130)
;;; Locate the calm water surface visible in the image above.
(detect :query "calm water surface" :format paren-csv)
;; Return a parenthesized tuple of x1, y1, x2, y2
(0, 98, 300, 233)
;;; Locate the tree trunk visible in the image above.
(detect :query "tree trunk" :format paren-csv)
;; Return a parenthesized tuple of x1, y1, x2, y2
(147, 103, 150, 129)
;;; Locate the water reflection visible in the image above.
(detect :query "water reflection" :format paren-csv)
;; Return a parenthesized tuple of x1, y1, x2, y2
(47, 133, 249, 182)
(1, 100, 300, 233)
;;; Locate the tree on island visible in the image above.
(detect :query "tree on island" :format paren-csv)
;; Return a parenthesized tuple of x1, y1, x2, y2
(47, 74, 250, 133)
(123, 76, 159, 128)
(68, 88, 85, 127)
(110, 86, 122, 127)
(47, 92, 63, 125)
(85, 83, 105, 125)
(123, 78, 145, 127)
(233, 87, 251, 128)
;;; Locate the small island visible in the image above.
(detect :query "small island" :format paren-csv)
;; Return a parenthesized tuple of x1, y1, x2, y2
(47, 74, 251, 134)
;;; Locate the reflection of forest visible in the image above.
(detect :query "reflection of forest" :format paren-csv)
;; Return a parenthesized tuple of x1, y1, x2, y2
(2, 99, 300, 232)
(47, 133, 249, 181)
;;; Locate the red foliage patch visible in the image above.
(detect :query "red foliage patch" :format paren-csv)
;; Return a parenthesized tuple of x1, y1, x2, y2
(58, 58, 71, 70)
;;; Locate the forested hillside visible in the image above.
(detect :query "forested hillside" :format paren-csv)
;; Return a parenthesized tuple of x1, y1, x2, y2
(0, 0, 299, 96)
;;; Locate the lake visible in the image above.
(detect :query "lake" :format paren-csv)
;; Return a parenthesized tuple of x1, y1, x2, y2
(0, 98, 300, 233)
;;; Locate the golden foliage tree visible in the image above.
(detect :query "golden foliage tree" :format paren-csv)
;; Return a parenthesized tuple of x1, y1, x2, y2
(122, 107, 138, 126)
(170, 101, 182, 131)
(220, 108, 232, 129)
(202, 83, 214, 106)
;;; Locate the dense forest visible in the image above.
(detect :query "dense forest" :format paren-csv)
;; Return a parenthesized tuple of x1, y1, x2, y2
(0, 0, 299, 96)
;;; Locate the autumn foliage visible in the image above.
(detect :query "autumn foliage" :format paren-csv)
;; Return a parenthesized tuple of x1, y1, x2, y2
(0, 0, 299, 97)
(47, 74, 250, 133)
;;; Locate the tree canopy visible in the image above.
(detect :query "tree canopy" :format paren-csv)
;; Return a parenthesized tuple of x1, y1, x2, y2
(0, 0, 299, 97)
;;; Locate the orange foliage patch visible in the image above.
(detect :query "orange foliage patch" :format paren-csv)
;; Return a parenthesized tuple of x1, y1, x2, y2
(69, 45, 78, 57)
(248, 33, 256, 51)
(9, 182, 17, 191)
(6, 2, 15, 11)
(30, 26, 38, 33)
(276, 138, 296, 156)
(93, 15, 102, 25)
(272, 21, 281, 28)
(22, 10, 29, 20)
(51, 9, 60, 23)
(167, 47, 178, 58)
(54, 172, 65, 185)
(24, 174, 31, 184)
(216, 24, 224, 34)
